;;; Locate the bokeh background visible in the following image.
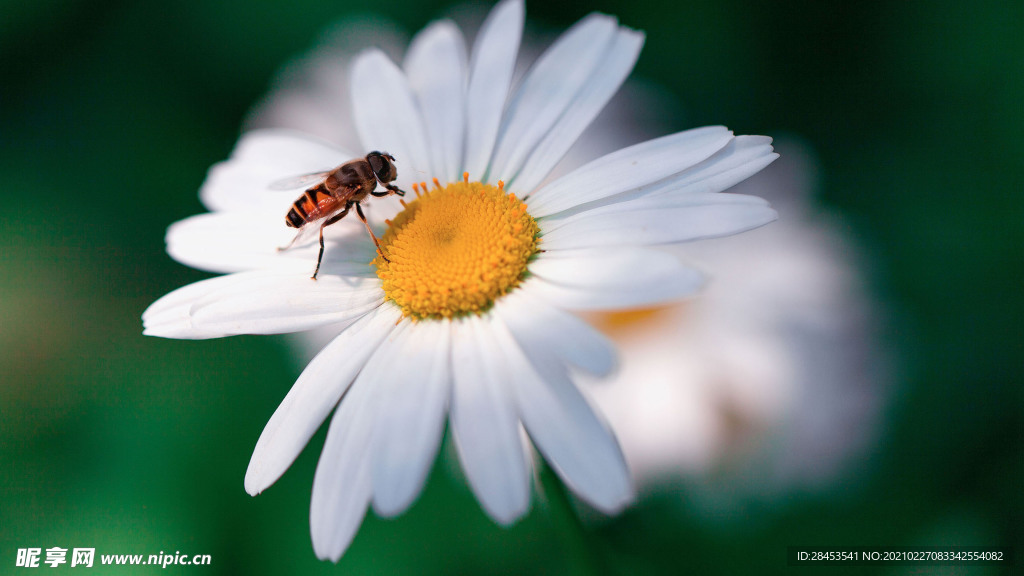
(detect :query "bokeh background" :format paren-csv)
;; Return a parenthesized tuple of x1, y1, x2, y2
(2, 0, 1021, 574)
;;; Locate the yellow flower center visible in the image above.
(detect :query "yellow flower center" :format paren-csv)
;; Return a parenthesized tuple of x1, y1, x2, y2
(374, 175, 540, 319)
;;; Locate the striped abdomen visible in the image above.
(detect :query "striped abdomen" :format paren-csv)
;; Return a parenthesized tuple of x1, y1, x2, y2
(286, 182, 337, 228)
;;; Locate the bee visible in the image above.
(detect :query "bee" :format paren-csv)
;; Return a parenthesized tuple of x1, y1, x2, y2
(271, 151, 406, 279)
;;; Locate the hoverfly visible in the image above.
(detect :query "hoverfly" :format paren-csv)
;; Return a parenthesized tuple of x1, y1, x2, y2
(271, 151, 406, 279)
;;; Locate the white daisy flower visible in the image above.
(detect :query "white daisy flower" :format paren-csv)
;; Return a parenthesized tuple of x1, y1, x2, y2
(143, 0, 779, 561)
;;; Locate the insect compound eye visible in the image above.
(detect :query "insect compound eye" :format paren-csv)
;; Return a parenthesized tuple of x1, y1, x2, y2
(366, 151, 383, 172)
(367, 151, 397, 183)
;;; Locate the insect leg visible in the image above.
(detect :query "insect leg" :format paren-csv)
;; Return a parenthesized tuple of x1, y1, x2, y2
(355, 202, 389, 263)
(384, 183, 406, 196)
(312, 204, 351, 280)
(278, 231, 302, 252)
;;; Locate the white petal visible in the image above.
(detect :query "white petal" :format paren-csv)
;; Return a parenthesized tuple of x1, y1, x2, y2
(541, 188, 773, 230)
(530, 248, 688, 288)
(541, 135, 779, 224)
(650, 135, 780, 198)
(143, 273, 250, 339)
(165, 211, 377, 275)
(490, 320, 633, 513)
(619, 136, 779, 203)
(371, 319, 452, 517)
(350, 50, 431, 190)
(200, 129, 354, 214)
(309, 376, 373, 562)
(245, 305, 401, 496)
(526, 126, 734, 217)
(523, 249, 705, 310)
(310, 315, 411, 561)
(166, 212, 292, 274)
(450, 315, 531, 525)
(492, 290, 616, 377)
(511, 28, 645, 194)
(186, 272, 384, 336)
(463, 0, 524, 179)
(539, 195, 778, 250)
(488, 14, 618, 185)
(228, 129, 353, 169)
(143, 270, 377, 340)
(405, 20, 468, 183)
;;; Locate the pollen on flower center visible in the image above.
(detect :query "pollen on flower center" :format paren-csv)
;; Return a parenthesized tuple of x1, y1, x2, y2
(374, 176, 540, 319)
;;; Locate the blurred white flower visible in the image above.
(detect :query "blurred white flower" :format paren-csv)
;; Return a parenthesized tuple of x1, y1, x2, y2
(143, 0, 779, 561)
(582, 139, 888, 502)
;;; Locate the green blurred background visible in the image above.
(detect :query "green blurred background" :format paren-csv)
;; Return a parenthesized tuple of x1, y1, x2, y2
(2, 0, 1021, 574)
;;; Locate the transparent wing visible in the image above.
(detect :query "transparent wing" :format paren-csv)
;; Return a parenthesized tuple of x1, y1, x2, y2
(279, 219, 327, 250)
(279, 202, 363, 254)
(267, 171, 332, 191)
